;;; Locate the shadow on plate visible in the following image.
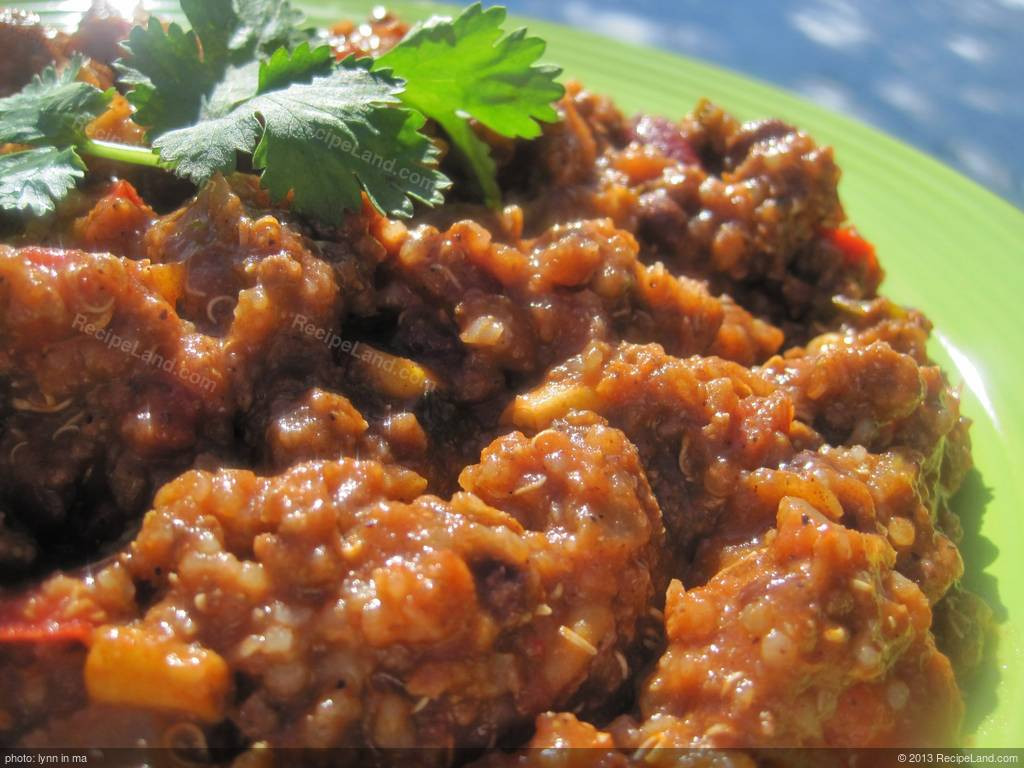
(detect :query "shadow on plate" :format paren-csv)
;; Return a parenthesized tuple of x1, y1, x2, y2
(949, 467, 1003, 734)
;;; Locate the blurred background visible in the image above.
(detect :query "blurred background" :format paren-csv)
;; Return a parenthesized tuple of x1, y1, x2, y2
(494, 0, 1024, 209)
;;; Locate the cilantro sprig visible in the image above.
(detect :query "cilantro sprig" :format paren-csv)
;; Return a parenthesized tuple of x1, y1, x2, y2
(156, 54, 447, 220)
(115, 0, 312, 136)
(0, 1, 565, 224)
(376, 4, 563, 206)
(0, 57, 110, 215)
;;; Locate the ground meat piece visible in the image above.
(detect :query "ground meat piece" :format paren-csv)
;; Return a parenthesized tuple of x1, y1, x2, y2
(67, 4, 134, 65)
(0, 9, 123, 98)
(772, 338, 928, 447)
(667, 109, 841, 269)
(636, 496, 961, 748)
(0, 643, 91, 741)
(0, 559, 136, 739)
(519, 84, 615, 190)
(11, 417, 662, 751)
(249, 371, 447, 490)
(142, 177, 353, 426)
(0, 246, 228, 575)
(141, 176, 331, 336)
(763, 315, 962, 457)
(69, 180, 156, 260)
(378, 216, 781, 404)
(710, 294, 784, 365)
(0, 10, 62, 96)
(828, 295, 932, 361)
(790, 448, 964, 604)
(0, 503, 37, 573)
(258, 385, 370, 470)
(310, 198, 399, 318)
(512, 91, 877, 332)
(476, 712, 758, 768)
(761, 298, 972, 540)
(473, 712, 631, 768)
(506, 341, 813, 561)
(694, 444, 964, 607)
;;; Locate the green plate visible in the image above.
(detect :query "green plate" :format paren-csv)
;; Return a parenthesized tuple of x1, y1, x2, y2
(301, 1, 1024, 746)
(20, 0, 1024, 748)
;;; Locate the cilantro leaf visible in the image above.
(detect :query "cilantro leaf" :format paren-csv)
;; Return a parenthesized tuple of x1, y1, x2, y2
(439, 119, 500, 206)
(378, 4, 563, 138)
(225, 0, 310, 55)
(258, 42, 333, 94)
(153, 109, 258, 184)
(0, 58, 110, 217)
(256, 97, 443, 223)
(2, 1, 566, 224)
(201, 43, 332, 119)
(0, 57, 111, 147)
(154, 60, 448, 223)
(179, 0, 309, 64)
(178, 0, 238, 66)
(201, 61, 261, 119)
(0, 148, 86, 217)
(116, 19, 217, 135)
(375, 2, 564, 205)
(118, 0, 311, 136)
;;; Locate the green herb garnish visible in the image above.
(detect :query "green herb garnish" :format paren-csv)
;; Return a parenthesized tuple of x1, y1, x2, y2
(0, 1, 564, 224)
(156, 54, 446, 220)
(375, 4, 563, 206)
(0, 57, 112, 215)
(115, 0, 312, 136)
(0, 147, 87, 217)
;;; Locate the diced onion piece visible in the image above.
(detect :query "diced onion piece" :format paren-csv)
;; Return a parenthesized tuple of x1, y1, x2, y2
(85, 626, 230, 722)
(504, 383, 602, 432)
(887, 517, 916, 549)
(351, 345, 441, 400)
(459, 315, 505, 346)
(138, 261, 187, 305)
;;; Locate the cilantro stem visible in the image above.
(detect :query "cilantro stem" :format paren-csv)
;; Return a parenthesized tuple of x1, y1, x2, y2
(79, 139, 166, 169)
